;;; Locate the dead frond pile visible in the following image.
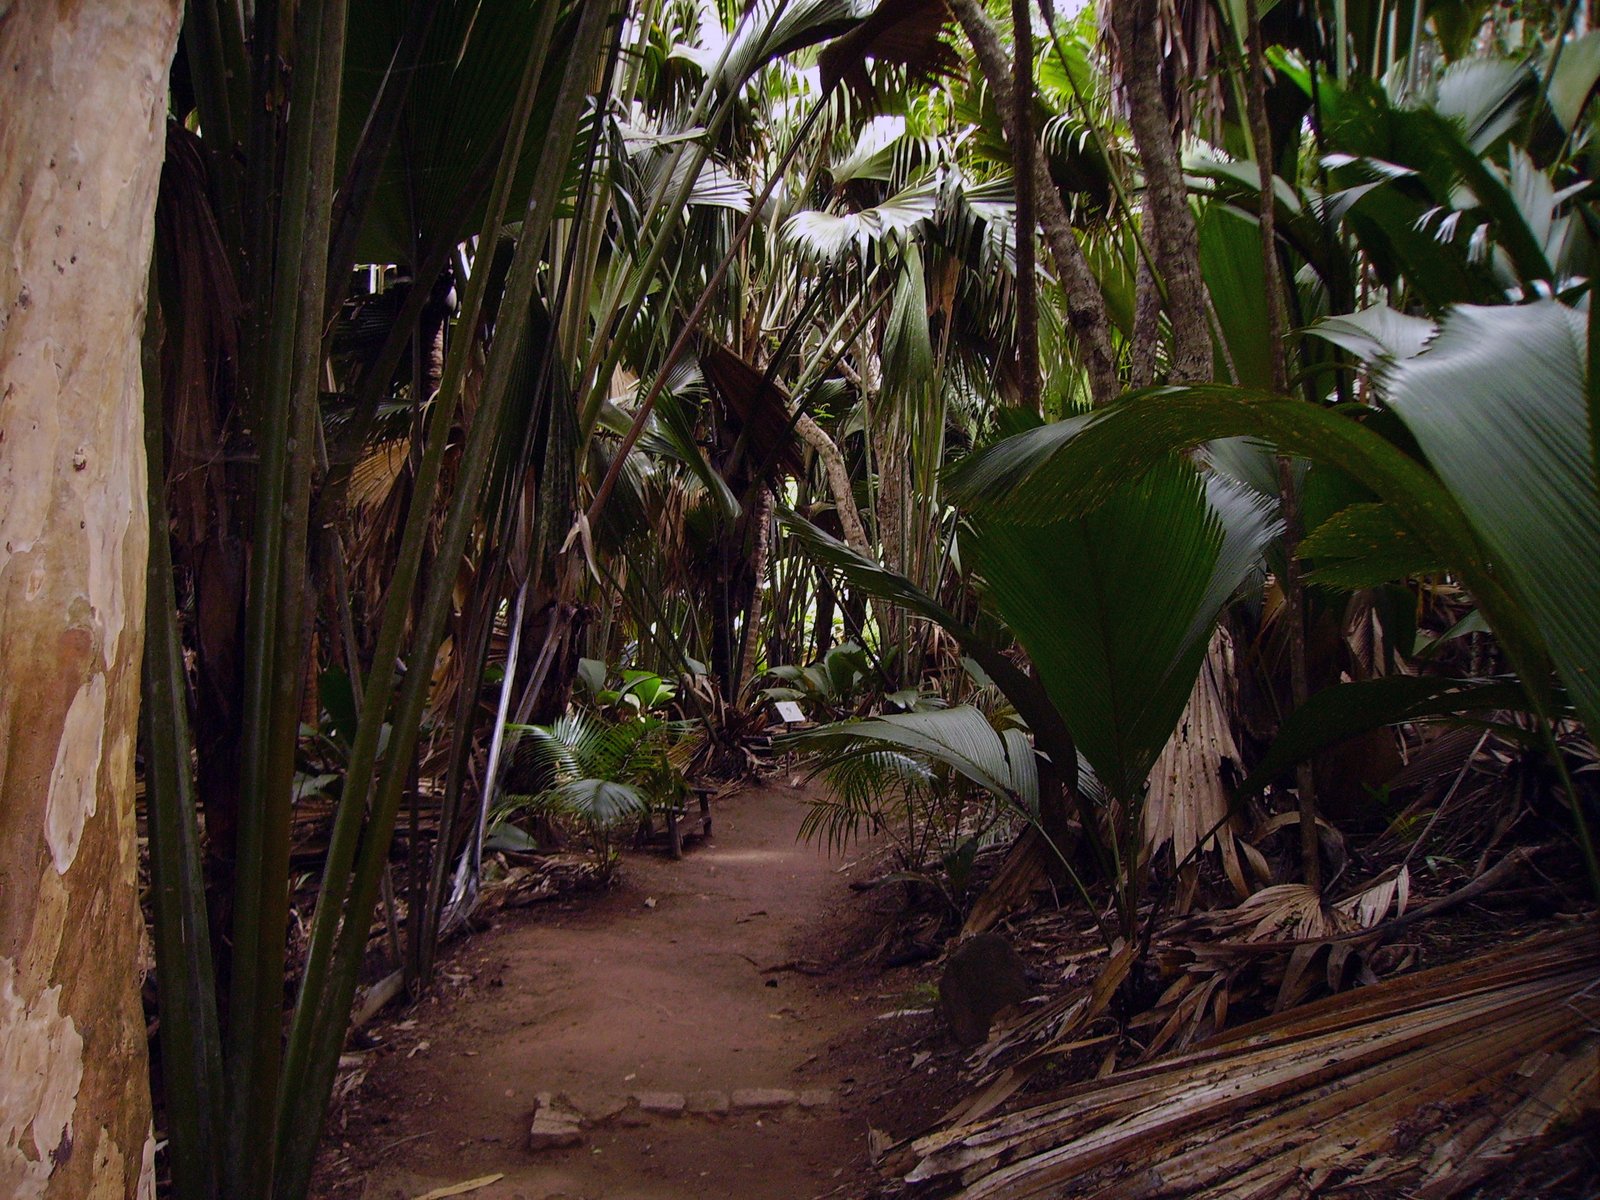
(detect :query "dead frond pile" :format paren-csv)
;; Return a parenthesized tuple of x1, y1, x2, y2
(893, 924, 1600, 1199)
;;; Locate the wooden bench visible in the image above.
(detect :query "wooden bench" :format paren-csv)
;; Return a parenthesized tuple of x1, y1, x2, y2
(639, 785, 714, 859)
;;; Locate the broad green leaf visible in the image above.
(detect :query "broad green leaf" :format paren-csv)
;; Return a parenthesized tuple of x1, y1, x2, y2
(714, 0, 855, 96)
(1430, 56, 1532, 152)
(1381, 301, 1600, 733)
(1416, 608, 1490, 659)
(576, 657, 607, 696)
(1549, 31, 1600, 130)
(660, 155, 751, 213)
(942, 384, 1548, 694)
(318, 668, 359, 747)
(782, 177, 939, 264)
(1300, 501, 1443, 587)
(1198, 202, 1274, 389)
(1244, 675, 1548, 791)
(780, 706, 1037, 810)
(966, 460, 1279, 803)
(343, 0, 574, 264)
(1308, 306, 1436, 362)
(882, 245, 934, 393)
(777, 509, 1079, 772)
(555, 778, 650, 824)
(831, 114, 907, 185)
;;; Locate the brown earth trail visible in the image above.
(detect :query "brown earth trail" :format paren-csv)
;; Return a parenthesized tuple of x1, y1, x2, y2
(315, 782, 936, 1200)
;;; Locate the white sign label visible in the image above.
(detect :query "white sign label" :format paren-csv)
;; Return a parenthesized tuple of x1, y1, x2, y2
(773, 700, 806, 724)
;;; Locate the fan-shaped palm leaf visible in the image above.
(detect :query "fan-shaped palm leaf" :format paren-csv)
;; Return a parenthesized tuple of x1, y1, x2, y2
(940, 384, 1539, 670)
(1380, 301, 1600, 736)
(505, 711, 653, 824)
(1307, 304, 1437, 362)
(782, 176, 940, 263)
(964, 459, 1280, 805)
(783, 705, 1039, 812)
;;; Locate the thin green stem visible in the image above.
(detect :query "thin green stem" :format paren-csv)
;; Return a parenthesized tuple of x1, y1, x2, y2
(275, 5, 562, 1132)
(225, 4, 343, 1191)
(142, 275, 225, 1200)
(274, 12, 613, 1194)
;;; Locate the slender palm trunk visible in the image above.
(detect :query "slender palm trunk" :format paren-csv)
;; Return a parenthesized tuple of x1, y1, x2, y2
(1243, 0, 1321, 892)
(735, 488, 776, 699)
(1110, 0, 1212, 384)
(949, 0, 1119, 405)
(0, 5, 181, 1196)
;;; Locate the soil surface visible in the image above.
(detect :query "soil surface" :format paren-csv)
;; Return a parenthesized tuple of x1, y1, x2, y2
(311, 779, 959, 1200)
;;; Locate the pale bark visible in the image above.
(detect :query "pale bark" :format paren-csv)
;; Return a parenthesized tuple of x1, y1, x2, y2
(792, 410, 871, 557)
(735, 488, 775, 700)
(949, 0, 1120, 406)
(0, 5, 179, 1197)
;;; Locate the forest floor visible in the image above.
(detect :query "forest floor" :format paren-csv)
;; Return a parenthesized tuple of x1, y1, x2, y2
(310, 778, 960, 1200)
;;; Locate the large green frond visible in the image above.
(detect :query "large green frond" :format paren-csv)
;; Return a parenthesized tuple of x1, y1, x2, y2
(1307, 305, 1437, 362)
(1245, 675, 1552, 791)
(942, 385, 1549, 711)
(782, 705, 1038, 810)
(777, 508, 1086, 775)
(782, 176, 939, 264)
(1381, 301, 1600, 732)
(965, 459, 1278, 802)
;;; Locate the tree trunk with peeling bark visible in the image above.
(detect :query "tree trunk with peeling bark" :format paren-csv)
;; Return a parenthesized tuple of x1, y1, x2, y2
(735, 487, 775, 700)
(1109, 0, 1213, 385)
(948, 0, 1120, 406)
(793, 409, 870, 556)
(0, 5, 179, 1197)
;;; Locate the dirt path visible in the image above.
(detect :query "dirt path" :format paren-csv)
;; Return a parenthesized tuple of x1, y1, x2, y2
(315, 782, 933, 1200)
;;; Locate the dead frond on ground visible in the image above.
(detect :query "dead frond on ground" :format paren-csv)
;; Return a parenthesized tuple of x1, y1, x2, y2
(888, 923, 1600, 1199)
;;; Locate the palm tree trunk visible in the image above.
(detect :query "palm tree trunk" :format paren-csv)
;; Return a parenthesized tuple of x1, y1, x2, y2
(0, 4, 181, 1196)
(794, 409, 870, 555)
(1109, 0, 1212, 384)
(949, 0, 1120, 405)
(812, 574, 837, 658)
(1011, 0, 1040, 412)
(1243, 0, 1321, 891)
(1129, 232, 1163, 389)
(735, 488, 776, 700)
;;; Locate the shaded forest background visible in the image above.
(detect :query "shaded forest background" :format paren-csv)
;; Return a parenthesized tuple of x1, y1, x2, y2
(2, 1, 1597, 1198)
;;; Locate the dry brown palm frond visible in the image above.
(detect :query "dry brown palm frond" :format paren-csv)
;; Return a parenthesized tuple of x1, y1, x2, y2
(1143, 626, 1265, 905)
(908, 941, 1140, 1135)
(699, 341, 807, 478)
(960, 827, 1052, 937)
(347, 437, 412, 515)
(1135, 867, 1415, 1052)
(154, 120, 243, 547)
(818, 0, 961, 106)
(894, 924, 1600, 1199)
(1142, 845, 1549, 1064)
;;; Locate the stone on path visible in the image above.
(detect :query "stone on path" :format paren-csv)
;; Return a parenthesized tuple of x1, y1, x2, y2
(632, 1091, 687, 1116)
(576, 1094, 630, 1124)
(527, 1092, 585, 1150)
(731, 1087, 796, 1113)
(686, 1090, 731, 1116)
